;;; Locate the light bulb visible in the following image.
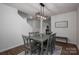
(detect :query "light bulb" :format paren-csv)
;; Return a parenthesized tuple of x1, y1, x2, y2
(40, 16, 43, 18)
(37, 15, 40, 17)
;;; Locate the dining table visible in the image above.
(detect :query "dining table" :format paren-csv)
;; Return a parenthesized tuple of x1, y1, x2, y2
(29, 34, 50, 54)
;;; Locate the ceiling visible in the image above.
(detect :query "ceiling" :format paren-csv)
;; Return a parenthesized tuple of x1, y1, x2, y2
(4, 3, 79, 16)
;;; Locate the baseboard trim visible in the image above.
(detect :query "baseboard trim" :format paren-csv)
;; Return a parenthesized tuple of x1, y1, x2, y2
(56, 41, 75, 45)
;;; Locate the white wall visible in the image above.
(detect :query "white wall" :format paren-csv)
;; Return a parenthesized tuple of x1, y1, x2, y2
(76, 7, 79, 48)
(0, 4, 32, 52)
(51, 11, 77, 44)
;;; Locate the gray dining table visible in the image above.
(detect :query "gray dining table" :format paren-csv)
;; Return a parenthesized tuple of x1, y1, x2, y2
(30, 34, 50, 54)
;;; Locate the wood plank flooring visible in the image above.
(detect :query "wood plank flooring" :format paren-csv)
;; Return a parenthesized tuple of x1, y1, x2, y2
(0, 42, 78, 55)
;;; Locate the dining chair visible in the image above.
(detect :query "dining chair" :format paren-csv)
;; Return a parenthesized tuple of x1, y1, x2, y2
(42, 38, 49, 55)
(49, 33, 56, 54)
(22, 34, 41, 55)
(22, 35, 30, 55)
(52, 33, 56, 50)
(39, 33, 50, 55)
(29, 32, 40, 46)
(28, 32, 41, 55)
(29, 38, 41, 55)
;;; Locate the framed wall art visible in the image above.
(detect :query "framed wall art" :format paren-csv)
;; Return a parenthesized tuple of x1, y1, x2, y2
(55, 21, 68, 28)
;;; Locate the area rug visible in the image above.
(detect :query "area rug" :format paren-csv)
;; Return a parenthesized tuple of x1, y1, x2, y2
(18, 45, 62, 55)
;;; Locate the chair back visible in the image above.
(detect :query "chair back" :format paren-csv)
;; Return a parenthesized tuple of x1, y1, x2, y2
(52, 33, 56, 46)
(28, 33, 41, 55)
(49, 33, 56, 54)
(22, 35, 29, 47)
(29, 32, 39, 37)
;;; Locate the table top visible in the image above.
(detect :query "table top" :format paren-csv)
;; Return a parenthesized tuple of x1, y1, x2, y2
(30, 34, 50, 42)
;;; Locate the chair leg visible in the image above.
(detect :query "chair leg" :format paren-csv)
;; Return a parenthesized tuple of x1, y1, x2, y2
(50, 48, 53, 55)
(38, 47, 41, 55)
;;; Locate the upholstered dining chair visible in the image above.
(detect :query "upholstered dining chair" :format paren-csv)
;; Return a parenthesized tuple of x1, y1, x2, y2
(29, 32, 40, 46)
(22, 35, 30, 55)
(22, 34, 41, 55)
(28, 32, 41, 55)
(42, 38, 49, 55)
(49, 33, 56, 54)
(29, 38, 41, 55)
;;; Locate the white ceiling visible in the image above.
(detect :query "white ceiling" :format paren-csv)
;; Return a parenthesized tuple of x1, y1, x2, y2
(4, 3, 79, 16)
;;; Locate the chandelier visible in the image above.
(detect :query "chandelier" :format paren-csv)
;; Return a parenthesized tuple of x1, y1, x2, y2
(36, 3, 46, 20)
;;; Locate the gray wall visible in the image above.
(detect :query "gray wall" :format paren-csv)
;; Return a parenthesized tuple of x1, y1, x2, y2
(77, 7, 79, 48)
(0, 4, 32, 52)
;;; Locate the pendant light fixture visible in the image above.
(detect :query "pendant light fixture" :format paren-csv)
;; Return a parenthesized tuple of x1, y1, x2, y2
(36, 3, 46, 20)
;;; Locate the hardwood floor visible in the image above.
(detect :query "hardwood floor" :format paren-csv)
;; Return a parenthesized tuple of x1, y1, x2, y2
(0, 45, 26, 55)
(56, 42, 78, 55)
(0, 42, 78, 55)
